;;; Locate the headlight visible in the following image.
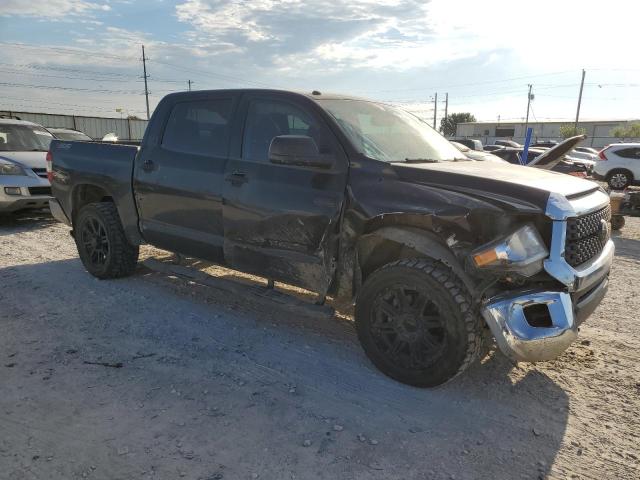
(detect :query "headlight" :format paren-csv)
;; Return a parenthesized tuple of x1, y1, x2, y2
(471, 224, 548, 277)
(0, 162, 26, 176)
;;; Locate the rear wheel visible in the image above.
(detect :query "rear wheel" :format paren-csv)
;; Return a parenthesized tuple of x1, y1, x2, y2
(355, 258, 484, 387)
(74, 202, 139, 279)
(607, 170, 632, 190)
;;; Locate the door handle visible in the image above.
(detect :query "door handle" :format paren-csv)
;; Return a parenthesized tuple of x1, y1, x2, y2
(142, 159, 155, 172)
(225, 171, 248, 185)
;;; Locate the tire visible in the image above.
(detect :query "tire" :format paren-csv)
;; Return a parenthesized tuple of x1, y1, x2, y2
(355, 258, 484, 387)
(611, 215, 625, 231)
(607, 169, 632, 190)
(74, 202, 139, 279)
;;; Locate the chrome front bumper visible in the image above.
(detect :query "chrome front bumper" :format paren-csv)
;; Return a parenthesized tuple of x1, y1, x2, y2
(482, 189, 614, 363)
(482, 290, 578, 362)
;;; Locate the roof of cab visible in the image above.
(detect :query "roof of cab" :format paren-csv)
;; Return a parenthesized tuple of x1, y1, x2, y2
(162, 88, 371, 103)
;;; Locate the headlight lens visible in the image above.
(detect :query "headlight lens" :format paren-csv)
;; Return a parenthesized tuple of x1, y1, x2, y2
(0, 162, 26, 176)
(471, 224, 548, 277)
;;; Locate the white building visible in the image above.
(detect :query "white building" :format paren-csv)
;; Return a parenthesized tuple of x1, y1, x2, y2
(455, 119, 640, 148)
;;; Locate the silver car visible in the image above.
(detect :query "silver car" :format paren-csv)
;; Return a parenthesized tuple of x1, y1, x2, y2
(0, 119, 53, 213)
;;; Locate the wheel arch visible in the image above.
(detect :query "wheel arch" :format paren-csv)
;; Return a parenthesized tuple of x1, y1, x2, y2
(71, 183, 115, 223)
(607, 167, 634, 182)
(356, 225, 476, 294)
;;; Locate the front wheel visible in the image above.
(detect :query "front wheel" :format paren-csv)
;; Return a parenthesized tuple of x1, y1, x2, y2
(355, 258, 484, 387)
(74, 202, 139, 279)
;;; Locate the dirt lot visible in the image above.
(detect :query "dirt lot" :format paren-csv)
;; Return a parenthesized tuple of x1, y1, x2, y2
(1, 211, 639, 480)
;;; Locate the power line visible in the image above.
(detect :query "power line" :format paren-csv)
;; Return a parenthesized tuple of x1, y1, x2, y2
(1, 65, 186, 85)
(357, 70, 577, 94)
(0, 42, 139, 62)
(0, 81, 144, 94)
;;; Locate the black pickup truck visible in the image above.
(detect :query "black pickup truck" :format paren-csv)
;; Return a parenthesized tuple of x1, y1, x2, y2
(48, 89, 614, 387)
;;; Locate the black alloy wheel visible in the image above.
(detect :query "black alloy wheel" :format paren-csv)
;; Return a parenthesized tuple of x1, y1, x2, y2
(80, 215, 110, 268)
(370, 285, 447, 370)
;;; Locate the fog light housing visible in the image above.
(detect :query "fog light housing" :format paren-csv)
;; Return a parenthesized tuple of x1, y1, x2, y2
(4, 187, 22, 196)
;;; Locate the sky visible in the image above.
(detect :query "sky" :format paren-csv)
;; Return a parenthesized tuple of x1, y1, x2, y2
(0, 0, 638, 125)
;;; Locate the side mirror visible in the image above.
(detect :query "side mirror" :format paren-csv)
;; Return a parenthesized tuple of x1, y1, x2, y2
(269, 135, 333, 169)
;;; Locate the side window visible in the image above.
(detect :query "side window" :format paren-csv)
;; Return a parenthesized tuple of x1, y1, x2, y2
(616, 148, 640, 159)
(242, 99, 324, 162)
(162, 99, 234, 157)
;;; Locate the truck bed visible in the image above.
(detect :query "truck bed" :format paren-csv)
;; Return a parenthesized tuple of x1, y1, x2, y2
(49, 140, 141, 243)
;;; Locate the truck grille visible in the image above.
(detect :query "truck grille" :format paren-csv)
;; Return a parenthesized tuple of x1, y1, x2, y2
(565, 205, 611, 267)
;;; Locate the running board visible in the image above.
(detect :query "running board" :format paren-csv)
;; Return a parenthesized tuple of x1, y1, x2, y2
(142, 258, 335, 318)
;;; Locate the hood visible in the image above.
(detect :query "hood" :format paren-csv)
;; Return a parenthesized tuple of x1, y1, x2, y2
(392, 159, 600, 211)
(527, 135, 586, 169)
(0, 151, 47, 169)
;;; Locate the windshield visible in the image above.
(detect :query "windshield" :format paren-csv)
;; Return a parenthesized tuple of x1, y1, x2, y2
(316, 99, 466, 163)
(53, 130, 92, 141)
(0, 124, 53, 152)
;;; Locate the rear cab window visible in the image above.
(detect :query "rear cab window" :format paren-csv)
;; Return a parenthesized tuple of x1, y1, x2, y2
(162, 99, 234, 157)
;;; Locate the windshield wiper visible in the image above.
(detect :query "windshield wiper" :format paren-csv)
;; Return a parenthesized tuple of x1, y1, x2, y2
(396, 158, 440, 163)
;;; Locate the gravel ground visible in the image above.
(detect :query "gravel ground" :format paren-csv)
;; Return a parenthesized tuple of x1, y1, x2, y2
(0, 211, 639, 480)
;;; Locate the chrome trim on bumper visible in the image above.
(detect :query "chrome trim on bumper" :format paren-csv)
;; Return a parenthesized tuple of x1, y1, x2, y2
(482, 290, 577, 363)
(546, 189, 609, 221)
(545, 236, 614, 292)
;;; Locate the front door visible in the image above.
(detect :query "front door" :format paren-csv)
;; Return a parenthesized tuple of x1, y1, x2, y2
(134, 94, 238, 261)
(222, 94, 348, 293)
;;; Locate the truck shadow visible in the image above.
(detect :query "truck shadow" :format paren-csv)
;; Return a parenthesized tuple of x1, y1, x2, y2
(1, 257, 569, 479)
(612, 233, 640, 261)
(0, 209, 57, 236)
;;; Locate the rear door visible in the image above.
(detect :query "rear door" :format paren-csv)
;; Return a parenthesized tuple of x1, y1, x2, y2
(134, 93, 238, 261)
(222, 93, 348, 293)
(612, 146, 640, 177)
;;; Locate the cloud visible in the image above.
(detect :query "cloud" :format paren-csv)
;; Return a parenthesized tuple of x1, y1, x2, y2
(173, 0, 638, 74)
(0, 0, 110, 18)
(174, 0, 433, 67)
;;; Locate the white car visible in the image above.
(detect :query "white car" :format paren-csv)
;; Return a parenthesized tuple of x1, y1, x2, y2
(0, 119, 53, 213)
(593, 143, 640, 189)
(569, 149, 598, 162)
(565, 155, 596, 173)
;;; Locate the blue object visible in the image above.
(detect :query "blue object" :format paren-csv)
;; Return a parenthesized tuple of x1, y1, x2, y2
(521, 127, 533, 165)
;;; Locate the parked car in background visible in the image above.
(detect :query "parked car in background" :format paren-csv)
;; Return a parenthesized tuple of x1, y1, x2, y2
(575, 146, 599, 155)
(483, 145, 504, 152)
(492, 145, 588, 177)
(451, 138, 483, 151)
(593, 143, 640, 189)
(531, 141, 558, 148)
(48, 89, 613, 387)
(494, 139, 521, 148)
(48, 128, 93, 141)
(568, 148, 598, 162)
(0, 119, 53, 213)
(450, 141, 506, 162)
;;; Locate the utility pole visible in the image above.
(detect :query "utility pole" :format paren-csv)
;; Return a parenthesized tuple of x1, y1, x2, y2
(574, 69, 586, 131)
(433, 92, 438, 130)
(188, 79, 193, 91)
(524, 84, 533, 140)
(141, 45, 150, 120)
(443, 92, 449, 129)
